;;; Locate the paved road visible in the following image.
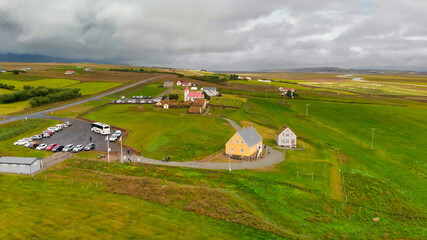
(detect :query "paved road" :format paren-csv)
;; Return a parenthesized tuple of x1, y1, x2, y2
(0, 76, 161, 125)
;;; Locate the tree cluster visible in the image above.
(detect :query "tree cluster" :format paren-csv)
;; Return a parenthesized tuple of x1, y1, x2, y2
(0, 85, 81, 107)
(0, 83, 15, 90)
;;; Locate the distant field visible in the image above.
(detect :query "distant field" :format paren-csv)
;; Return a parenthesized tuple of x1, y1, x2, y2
(0, 79, 79, 89)
(125, 83, 166, 98)
(0, 73, 48, 81)
(0, 119, 59, 158)
(0, 101, 30, 115)
(68, 82, 122, 95)
(83, 104, 235, 161)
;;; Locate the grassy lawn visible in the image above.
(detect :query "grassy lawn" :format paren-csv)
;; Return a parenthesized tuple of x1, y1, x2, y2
(68, 82, 123, 95)
(83, 104, 235, 161)
(0, 119, 60, 158)
(125, 83, 167, 98)
(0, 79, 79, 89)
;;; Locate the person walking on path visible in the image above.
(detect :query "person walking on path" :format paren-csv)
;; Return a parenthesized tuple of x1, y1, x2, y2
(89, 136, 92, 142)
(127, 148, 130, 155)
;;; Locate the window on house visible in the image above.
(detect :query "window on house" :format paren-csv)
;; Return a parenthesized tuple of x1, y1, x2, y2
(285, 140, 289, 143)
(236, 139, 238, 144)
(230, 147, 234, 151)
(230, 140, 233, 143)
(241, 148, 244, 153)
(286, 133, 289, 136)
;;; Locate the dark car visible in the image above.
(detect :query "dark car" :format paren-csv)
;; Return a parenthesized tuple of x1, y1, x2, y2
(52, 145, 64, 152)
(84, 143, 96, 151)
(30, 143, 40, 149)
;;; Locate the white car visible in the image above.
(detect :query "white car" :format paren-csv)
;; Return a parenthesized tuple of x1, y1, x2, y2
(14, 139, 29, 146)
(36, 144, 48, 150)
(24, 142, 33, 148)
(113, 130, 122, 137)
(109, 134, 119, 142)
(72, 145, 84, 152)
(64, 121, 72, 127)
(56, 124, 63, 130)
(62, 144, 74, 152)
(31, 134, 42, 140)
(48, 127, 57, 133)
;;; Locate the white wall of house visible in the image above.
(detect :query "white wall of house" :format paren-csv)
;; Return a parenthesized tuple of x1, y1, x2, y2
(276, 128, 297, 148)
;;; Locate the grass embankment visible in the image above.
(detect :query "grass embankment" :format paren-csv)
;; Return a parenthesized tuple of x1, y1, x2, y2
(83, 104, 235, 161)
(0, 119, 60, 158)
(0, 173, 277, 240)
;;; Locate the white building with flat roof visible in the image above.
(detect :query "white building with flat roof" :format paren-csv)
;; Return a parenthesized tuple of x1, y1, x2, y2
(0, 157, 42, 174)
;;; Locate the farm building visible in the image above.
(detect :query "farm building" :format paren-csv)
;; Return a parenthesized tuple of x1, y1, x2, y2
(193, 98, 207, 110)
(184, 86, 204, 102)
(65, 70, 75, 75)
(188, 106, 202, 114)
(0, 157, 42, 174)
(202, 87, 218, 97)
(276, 126, 297, 148)
(163, 103, 169, 109)
(0, 68, 6, 73)
(225, 126, 263, 160)
(84, 68, 94, 71)
(177, 80, 192, 86)
(164, 81, 174, 87)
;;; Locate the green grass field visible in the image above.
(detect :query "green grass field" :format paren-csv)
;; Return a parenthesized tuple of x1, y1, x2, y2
(68, 82, 123, 95)
(0, 79, 79, 89)
(83, 104, 235, 161)
(125, 83, 166, 98)
(0, 101, 31, 115)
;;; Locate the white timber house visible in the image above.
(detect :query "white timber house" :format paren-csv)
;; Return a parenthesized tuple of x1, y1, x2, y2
(276, 126, 297, 148)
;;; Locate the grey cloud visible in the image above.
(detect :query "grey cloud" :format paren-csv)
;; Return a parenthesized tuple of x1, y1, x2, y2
(0, 0, 426, 70)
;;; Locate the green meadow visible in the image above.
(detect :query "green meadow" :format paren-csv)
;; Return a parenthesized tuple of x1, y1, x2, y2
(68, 82, 123, 95)
(83, 104, 235, 161)
(0, 79, 79, 89)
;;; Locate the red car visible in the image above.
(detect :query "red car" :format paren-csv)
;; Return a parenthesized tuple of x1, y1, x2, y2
(46, 143, 58, 151)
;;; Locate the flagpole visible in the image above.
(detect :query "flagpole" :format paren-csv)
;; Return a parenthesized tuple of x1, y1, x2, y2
(120, 136, 123, 163)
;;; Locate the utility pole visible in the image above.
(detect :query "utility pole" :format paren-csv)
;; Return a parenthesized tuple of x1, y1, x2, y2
(305, 104, 310, 117)
(120, 136, 123, 163)
(106, 135, 110, 163)
(370, 128, 376, 150)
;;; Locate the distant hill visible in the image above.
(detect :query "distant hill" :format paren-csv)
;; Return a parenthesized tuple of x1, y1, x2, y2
(0, 52, 113, 64)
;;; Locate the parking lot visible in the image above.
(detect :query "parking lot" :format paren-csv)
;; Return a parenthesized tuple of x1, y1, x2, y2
(15, 118, 121, 153)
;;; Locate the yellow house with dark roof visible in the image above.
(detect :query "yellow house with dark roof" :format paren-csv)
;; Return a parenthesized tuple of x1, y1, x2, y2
(225, 126, 263, 160)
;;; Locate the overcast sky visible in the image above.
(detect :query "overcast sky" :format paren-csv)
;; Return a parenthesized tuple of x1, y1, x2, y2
(1, 0, 427, 71)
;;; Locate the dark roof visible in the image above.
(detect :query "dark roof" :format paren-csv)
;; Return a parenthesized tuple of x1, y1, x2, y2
(237, 126, 262, 147)
(277, 126, 295, 135)
(0, 157, 41, 165)
(203, 87, 216, 91)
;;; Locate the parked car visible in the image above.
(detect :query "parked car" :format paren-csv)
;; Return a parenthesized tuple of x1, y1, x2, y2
(42, 132, 51, 138)
(47, 127, 58, 133)
(64, 121, 72, 127)
(109, 134, 119, 142)
(84, 143, 96, 151)
(24, 142, 33, 148)
(36, 144, 48, 150)
(14, 139, 28, 146)
(46, 143, 58, 151)
(62, 144, 74, 152)
(54, 126, 61, 132)
(30, 143, 40, 149)
(140, 100, 145, 103)
(56, 124, 63, 130)
(61, 123, 69, 128)
(52, 145, 64, 152)
(31, 134, 42, 140)
(113, 130, 122, 137)
(72, 145, 84, 152)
